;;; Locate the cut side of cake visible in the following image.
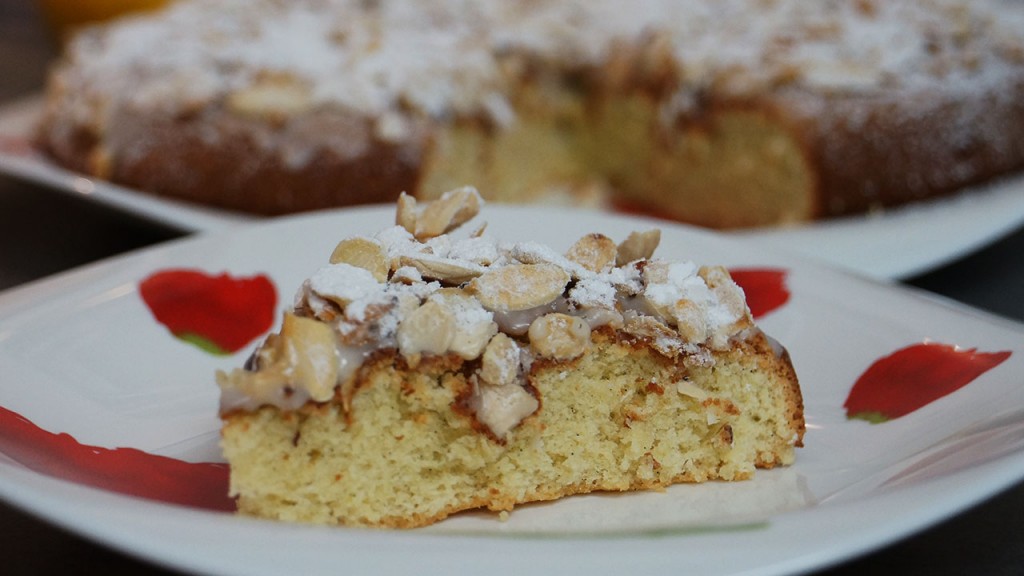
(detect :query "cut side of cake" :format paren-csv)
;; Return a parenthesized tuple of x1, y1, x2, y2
(217, 188, 805, 528)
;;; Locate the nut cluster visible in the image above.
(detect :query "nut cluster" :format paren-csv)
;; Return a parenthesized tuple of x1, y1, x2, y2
(222, 187, 754, 436)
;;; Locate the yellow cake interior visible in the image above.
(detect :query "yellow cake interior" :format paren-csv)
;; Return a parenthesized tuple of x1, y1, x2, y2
(418, 70, 816, 228)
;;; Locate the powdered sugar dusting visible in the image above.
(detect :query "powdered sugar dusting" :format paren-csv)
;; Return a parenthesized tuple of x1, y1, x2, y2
(225, 192, 759, 413)
(47, 0, 1024, 161)
(295, 195, 752, 355)
(307, 264, 385, 316)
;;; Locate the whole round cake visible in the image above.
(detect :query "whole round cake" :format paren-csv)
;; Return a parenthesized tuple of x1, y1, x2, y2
(38, 0, 1024, 228)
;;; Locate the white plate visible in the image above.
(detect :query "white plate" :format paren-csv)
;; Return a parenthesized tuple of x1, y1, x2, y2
(0, 96, 255, 232)
(3, 95, 1024, 279)
(1, 205, 1022, 576)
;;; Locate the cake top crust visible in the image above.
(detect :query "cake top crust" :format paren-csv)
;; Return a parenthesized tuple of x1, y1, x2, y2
(54, 0, 1024, 125)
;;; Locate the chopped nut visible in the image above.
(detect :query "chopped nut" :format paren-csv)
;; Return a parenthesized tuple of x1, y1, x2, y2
(334, 300, 400, 347)
(398, 253, 484, 284)
(307, 264, 382, 309)
(676, 379, 709, 401)
(469, 263, 570, 312)
(640, 260, 712, 333)
(447, 236, 499, 266)
(479, 333, 521, 387)
(671, 299, 709, 343)
(430, 289, 497, 360)
(329, 237, 389, 282)
(414, 186, 482, 240)
(703, 398, 739, 429)
(616, 229, 662, 266)
(452, 321, 499, 361)
(396, 300, 455, 365)
(528, 313, 591, 360)
(507, 243, 592, 280)
(641, 259, 672, 285)
(576, 306, 625, 330)
(717, 424, 734, 447)
(622, 313, 685, 358)
(390, 265, 423, 285)
(279, 312, 339, 402)
(469, 222, 488, 238)
(396, 192, 417, 234)
(699, 266, 752, 328)
(566, 233, 617, 272)
(471, 381, 538, 439)
(227, 74, 312, 121)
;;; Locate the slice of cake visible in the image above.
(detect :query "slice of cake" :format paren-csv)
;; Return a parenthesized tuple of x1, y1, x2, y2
(217, 188, 805, 528)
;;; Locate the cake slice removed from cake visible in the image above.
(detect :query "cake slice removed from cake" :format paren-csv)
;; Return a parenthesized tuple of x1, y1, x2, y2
(217, 187, 805, 528)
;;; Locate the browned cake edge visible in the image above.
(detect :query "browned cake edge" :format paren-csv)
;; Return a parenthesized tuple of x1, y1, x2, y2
(38, 71, 1024, 228)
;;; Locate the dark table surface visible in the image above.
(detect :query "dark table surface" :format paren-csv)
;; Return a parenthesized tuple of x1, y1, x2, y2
(2, 2, 1023, 575)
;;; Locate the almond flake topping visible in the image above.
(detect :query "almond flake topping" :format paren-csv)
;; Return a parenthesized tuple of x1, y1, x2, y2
(469, 263, 571, 312)
(219, 188, 756, 438)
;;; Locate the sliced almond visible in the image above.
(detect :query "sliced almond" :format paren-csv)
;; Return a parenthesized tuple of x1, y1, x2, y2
(469, 222, 488, 238)
(414, 186, 482, 240)
(329, 237, 389, 282)
(566, 233, 617, 273)
(528, 312, 591, 360)
(389, 265, 423, 285)
(227, 74, 312, 121)
(616, 229, 662, 266)
(398, 253, 484, 284)
(396, 192, 417, 234)
(676, 379, 709, 401)
(507, 243, 591, 280)
(469, 263, 570, 312)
